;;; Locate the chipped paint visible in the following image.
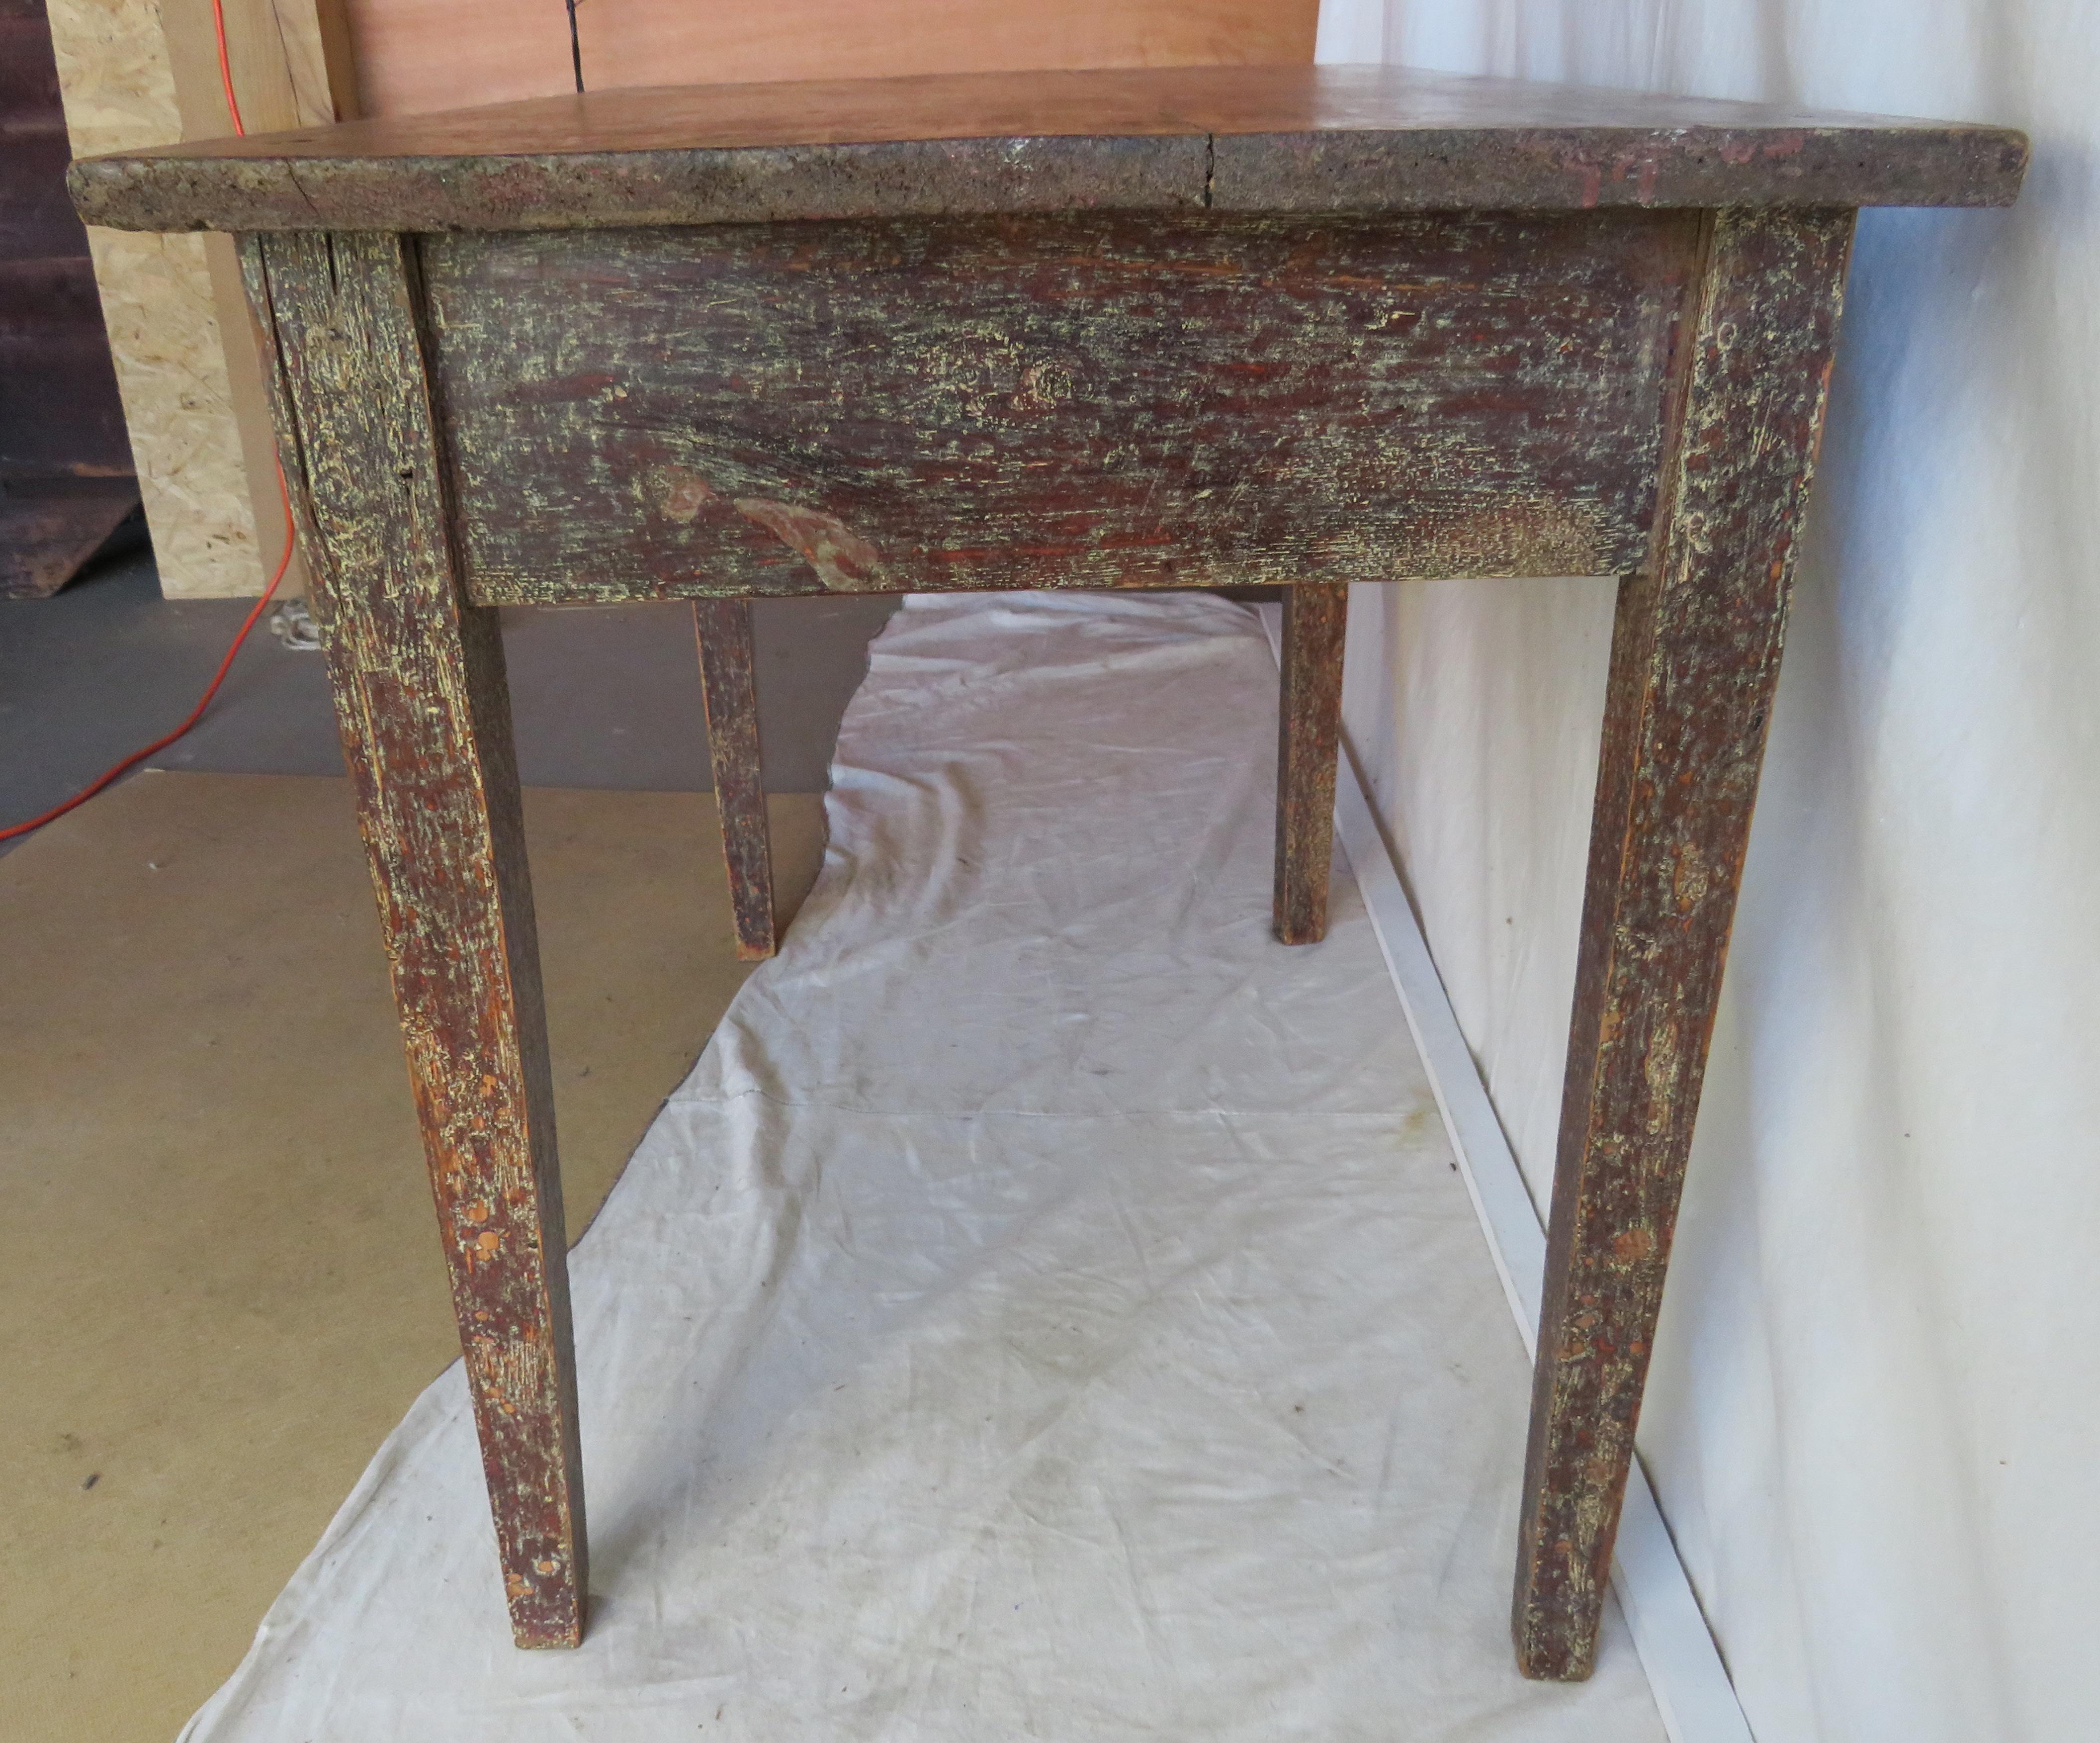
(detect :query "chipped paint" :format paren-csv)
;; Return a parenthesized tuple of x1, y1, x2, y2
(649, 465, 717, 524)
(732, 497, 886, 591)
(421, 212, 1696, 605)
(693, 597, 777, 960)
(241, 229, 589, 1651)
(1512, 207, 1855, 1681)
(1273, 584, 1347, 945)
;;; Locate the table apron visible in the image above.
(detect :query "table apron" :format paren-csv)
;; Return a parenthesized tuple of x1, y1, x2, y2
(394, 210, 1706, 605)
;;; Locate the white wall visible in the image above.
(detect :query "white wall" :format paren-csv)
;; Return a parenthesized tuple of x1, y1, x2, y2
(1313, 7, 2100, 1740)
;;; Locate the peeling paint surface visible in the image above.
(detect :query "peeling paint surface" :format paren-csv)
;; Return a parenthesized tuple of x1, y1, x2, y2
(1273, 584, 1347, 945)
(731, 497, 886, 591)
(419, 211, 1701, 604)
(692, 597, 775, 960)
(242, 229, 589, 1651)
(1511, 207, 1855, 1681)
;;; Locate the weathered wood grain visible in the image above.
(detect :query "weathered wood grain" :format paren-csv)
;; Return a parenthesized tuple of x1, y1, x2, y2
(693, 597, 777, 960)
(239, 229, 589, 1649)
(67, 65, 2027, 234)
(423, 211, 1700, 604)
(1511, 206, 1856, 1681)
(1273, 582, 1346, 945)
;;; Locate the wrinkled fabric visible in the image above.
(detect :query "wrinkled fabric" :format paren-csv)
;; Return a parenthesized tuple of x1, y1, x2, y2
(182, 593, 1662, 1743)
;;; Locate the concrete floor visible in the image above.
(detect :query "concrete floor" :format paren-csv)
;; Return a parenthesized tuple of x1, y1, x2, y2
(0, 551, 896, 1738)
(1, 770, 828, 1743)
(0, 546, 902, 848)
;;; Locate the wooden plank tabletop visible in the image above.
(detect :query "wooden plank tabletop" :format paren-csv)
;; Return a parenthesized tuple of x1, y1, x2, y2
(70, 64, 2026, 234)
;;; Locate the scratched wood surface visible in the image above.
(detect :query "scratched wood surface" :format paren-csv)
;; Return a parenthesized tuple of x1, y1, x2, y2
(1273, 582, 1346, 945)
(67, 65, 2028, 234)
(693, 598, 777, 960)
(1511, 206, 1856, 1681)
(422, 210, 1700, 604)
(239, 228, 589, 1648)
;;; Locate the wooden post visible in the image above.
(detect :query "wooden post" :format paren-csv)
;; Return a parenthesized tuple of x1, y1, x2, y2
(693, 597, 777, 960)
(1274, 581, 1348, 944)
(1512, 208, 1856, 1680)
(240, 230, 588, 1648)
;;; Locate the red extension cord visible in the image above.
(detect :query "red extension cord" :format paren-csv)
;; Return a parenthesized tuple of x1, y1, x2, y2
(0, 1, 300, 845)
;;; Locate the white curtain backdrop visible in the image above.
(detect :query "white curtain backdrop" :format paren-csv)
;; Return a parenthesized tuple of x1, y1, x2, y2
(1311, 7, 2098, 1741)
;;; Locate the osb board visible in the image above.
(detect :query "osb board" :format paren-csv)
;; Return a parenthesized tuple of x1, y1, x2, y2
(343, 0, 1314, 120)
(70, 225, 258, 594)
(0, 771, 824, 1743)
(49, 0, 345, 596)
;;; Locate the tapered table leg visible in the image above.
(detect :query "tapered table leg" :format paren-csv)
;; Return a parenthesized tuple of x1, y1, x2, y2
(1274, 582, 1348, 944)
(241, 230, 588, 1648)
(694, 597, 777, 960)
(1513, 208, 1856, 1680)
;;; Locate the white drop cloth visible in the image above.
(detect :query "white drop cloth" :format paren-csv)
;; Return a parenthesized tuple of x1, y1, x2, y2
(182, 592, 1663, 1742)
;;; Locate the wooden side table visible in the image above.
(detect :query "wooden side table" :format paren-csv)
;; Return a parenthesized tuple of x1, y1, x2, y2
(72, 65, 2025, 1680)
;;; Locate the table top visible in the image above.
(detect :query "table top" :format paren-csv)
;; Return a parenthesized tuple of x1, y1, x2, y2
(70, 64, 2026, 235)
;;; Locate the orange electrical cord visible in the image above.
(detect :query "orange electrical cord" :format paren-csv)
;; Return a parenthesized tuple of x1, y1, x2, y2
(1, 0, 300, 845)
(210, 0, 248, 134)
(0, 471, 297, 845)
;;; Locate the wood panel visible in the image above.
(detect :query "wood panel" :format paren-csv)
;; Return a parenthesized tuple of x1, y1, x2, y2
(422, 210, 1700, 604)
(341, 0, 1313, 122)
